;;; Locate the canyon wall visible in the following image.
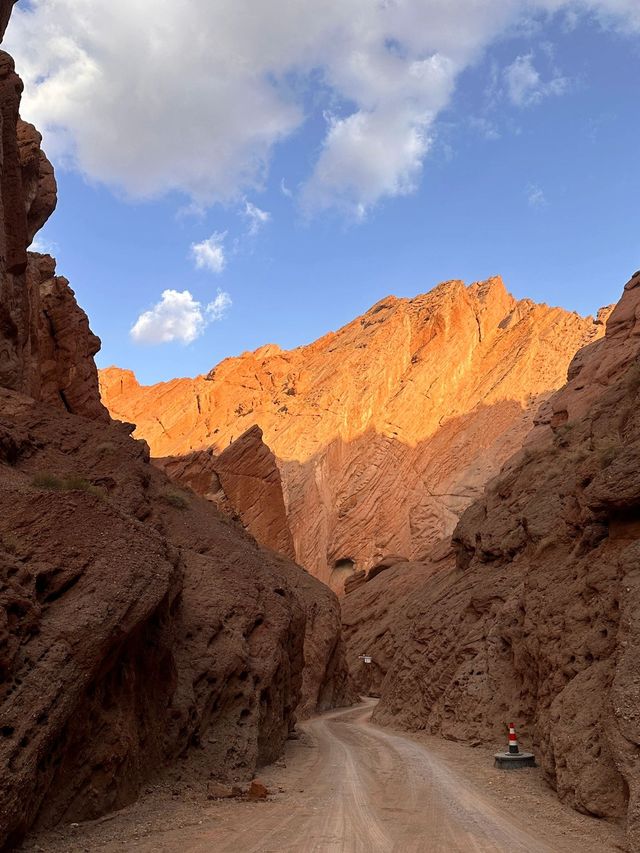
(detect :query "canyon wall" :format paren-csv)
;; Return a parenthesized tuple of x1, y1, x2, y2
(101, 281, 606, 591)
(0, 9, 350, 848)
(341, 546, 453, 697)
(156, 424, 296, 561)
(371, 271, 640, 847)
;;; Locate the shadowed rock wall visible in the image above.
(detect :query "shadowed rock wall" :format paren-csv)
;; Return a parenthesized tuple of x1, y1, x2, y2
(0, 8, 351, 848)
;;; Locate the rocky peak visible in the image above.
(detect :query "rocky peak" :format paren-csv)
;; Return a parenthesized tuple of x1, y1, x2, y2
(0, 27, 107, 420)
(156, 424, 296, 561)
(101, 278, 604, 590)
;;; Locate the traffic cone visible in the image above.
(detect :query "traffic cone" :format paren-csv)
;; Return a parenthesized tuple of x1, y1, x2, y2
(495, 721, 535, 768)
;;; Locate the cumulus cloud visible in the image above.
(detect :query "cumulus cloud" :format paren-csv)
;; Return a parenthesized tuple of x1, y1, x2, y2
(131, 290, 206, 345)
(504, 53, 569, 106)
(244, 201, 271, 235)
(191, 232, 226, 273)
(130, 288, 232, 345)
(303, 102, 437, 217)
(5, 1, 640, 217)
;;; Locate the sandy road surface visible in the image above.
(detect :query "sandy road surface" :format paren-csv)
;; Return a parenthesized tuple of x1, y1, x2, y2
(27, 698, 622, 853)
(212, 699, 552, 853)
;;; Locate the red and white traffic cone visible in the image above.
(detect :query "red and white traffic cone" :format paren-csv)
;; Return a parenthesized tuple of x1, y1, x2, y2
(495, 720, 535, 768)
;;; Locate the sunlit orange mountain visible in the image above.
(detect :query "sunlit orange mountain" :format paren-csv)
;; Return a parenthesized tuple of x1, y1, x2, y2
(100, 277, 607, 590)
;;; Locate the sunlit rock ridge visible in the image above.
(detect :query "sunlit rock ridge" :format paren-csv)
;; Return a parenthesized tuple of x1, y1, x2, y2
(101, 277, 606, 590)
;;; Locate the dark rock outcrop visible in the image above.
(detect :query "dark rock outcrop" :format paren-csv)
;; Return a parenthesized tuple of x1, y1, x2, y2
(18, 119, 57, 245)
(0, 1, 16, 41)
(0, 390, 306, 846)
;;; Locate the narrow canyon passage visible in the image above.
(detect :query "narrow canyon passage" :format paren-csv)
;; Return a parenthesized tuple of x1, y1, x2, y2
(31, 700, 620, 853)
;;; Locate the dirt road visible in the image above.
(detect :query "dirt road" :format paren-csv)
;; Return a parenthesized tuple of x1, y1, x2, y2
(26, 699, 621, 853)
(217, 700, 552, 853)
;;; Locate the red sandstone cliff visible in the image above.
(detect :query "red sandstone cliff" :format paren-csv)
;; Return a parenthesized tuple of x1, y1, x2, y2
(0, 8, 350, 847)
(368, 271, 640, 848)
(101, 281, 606, 592)
(156, 424, 296, 560)
(155, 427, 350, 719)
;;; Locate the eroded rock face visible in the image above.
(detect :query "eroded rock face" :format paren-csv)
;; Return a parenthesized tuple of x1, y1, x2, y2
(101, 279, 605, 591)
(373, 272, 640, 848)
(0, 7, 350, 847)
(18, 119, 57, 245)
(156, 427, 352, 719)
(0, 35, 105, 420)
(27, 253, 108, 420)
(342, 556, 450, 697)
(0, 390, 306, 847)
(157, 425, 295, 560)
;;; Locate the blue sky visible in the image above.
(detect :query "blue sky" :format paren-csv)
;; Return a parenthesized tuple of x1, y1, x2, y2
(7, 1, 640, 384)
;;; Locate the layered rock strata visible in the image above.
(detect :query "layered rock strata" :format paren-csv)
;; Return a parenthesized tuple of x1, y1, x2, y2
(372, 272, 640, 848)
(101, 282, 606, 591)
(156, 425, 295, 560)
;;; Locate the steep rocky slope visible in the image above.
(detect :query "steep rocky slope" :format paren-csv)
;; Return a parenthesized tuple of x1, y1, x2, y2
(372, 271, 640, 847)
(341, 546, 452, 696)
(101, 282, 606, 590)
(0, 394, 303, 843)
(156, 424, 295, 560)
(0, 8, 349, 848)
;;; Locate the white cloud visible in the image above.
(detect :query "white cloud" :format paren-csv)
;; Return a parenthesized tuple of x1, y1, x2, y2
(191, 232, 226, 273)
(131, 290, 206, 345)
(243, 201, 271, 235)
(302, 107, 432, 217)
(5, 1, 640, 217)
(527, 182, 548, 207)
(207, 289, 232, 321)
(130, 288, 232, 345)
(280, 179, 293, 199)
(29, 234, 58, 255)
(504, 53, 569, 107)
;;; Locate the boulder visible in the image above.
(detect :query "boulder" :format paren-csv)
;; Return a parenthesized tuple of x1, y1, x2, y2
(247, 779, 269, 801)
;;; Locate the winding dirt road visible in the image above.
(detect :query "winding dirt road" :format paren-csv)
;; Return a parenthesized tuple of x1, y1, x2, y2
(29, 699, 620, 853)
(214, 700, 554, 853)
